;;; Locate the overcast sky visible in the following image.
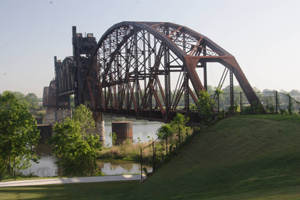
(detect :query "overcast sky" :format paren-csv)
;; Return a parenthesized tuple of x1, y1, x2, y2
(0, 0, 299, 97)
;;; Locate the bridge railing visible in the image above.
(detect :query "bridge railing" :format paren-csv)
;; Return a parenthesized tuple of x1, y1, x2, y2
(211, 90, 300, 115)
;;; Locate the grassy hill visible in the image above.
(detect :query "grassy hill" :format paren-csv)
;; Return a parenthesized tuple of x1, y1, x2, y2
(1, 115, 300, 200)
(125, 115, 300, 200)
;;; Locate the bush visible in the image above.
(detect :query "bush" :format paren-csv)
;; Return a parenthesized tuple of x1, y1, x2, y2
(49, 105, 102, 176)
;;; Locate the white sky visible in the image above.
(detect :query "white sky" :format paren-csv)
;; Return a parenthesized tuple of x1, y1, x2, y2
(0, 0, 299, 97)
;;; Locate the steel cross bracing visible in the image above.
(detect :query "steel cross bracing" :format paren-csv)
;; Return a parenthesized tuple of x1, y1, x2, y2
(45, 21, 265, 122)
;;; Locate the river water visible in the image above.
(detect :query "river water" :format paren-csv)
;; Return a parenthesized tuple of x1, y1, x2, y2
(21, 116, 163, 177)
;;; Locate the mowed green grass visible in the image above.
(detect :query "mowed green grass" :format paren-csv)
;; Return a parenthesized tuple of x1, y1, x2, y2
(125, 116, 300, 200)
(0, 181, 139, 200)
(1, 115, 300, 200)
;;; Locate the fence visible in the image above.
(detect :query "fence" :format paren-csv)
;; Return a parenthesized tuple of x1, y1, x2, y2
(212, 91, 300, 114)
(140, 127, 196, 181)
(140, 139, 157, 181)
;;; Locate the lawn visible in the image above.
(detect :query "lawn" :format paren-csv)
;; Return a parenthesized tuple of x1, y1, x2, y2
(2, 115, 300, 200)
(0, 181, 139, 200)
(124, 116, 300, 199)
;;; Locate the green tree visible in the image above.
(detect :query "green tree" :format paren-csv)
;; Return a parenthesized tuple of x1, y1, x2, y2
(170, 113, 189, 148)
(0, 91, 40, 177)
(49, 105, 102, 176)
(11, 91, 31, 108)
(109, 132, 118, 146)
(72, 105, 95, 139)
(157, 124, 172, 154)
(196, 90, 215, 124)
(214, 87, 223, 113)
(25, 93, 39, 109)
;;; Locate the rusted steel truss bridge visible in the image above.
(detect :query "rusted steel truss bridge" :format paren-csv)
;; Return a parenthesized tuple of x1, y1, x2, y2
(43, 21, 263, 122)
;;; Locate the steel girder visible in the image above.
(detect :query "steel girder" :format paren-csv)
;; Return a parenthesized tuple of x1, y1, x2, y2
(55, 56, 75, 96)
(54, 56, 74, 109)
(81, 21, 264, 121)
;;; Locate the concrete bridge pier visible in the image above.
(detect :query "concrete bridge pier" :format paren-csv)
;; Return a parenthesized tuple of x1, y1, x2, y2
(93, 112, 105, 146)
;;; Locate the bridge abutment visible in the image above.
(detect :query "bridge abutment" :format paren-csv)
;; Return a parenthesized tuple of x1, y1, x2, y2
(93, 112, 106, 146)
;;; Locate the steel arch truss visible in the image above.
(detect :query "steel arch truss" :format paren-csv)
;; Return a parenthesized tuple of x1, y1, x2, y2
(83, 22, 264, 121)
(55, 56, 74, 108)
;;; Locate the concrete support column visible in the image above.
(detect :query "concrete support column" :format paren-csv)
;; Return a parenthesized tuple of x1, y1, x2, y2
(93, 113, 105, 146)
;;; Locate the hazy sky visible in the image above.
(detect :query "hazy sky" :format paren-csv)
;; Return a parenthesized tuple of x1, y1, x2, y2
(0, 0, 299, 97)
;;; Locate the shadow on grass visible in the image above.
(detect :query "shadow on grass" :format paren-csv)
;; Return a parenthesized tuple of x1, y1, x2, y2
(0, 181, 139, 200)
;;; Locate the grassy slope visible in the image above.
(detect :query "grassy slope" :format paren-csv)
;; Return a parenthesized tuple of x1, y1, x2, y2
(125, 116, 300, 200)
(2, 116, 300, 200)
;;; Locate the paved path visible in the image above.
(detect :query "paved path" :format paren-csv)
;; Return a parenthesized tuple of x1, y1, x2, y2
(0, 175, 142, 187)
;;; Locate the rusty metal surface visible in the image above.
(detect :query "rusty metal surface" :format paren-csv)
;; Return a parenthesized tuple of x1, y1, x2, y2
(43, 21, 265, 121)
(43, 81, 56, 107)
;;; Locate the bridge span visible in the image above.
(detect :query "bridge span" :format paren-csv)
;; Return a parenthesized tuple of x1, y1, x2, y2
(43, 21, 263, 123)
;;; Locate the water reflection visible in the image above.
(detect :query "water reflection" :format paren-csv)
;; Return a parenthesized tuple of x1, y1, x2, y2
(21, 117, 160, 177)
(21, 157, 151, 177)
(20, 155, 58, 177)
(21, 145, 152, 177)
(99, 162, 152, 176)
(103, 115, 163, 146)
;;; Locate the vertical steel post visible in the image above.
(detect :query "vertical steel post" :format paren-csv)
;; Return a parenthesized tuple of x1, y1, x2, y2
(108, 34, 112, 110)
(230, 70, 234, 113)
(54, 56, 59, 110)
(203, 63, 207, 91)
(140, 149, 143, 181)
(203, 46, 207, 91)
(275, 91, 278, 114)
(116, 30, 120, 110)
(147, 32, 153, 117)
(152, 142, 155, 172)
(102, 45, 106, 111)
(154, 38, 158, 109)
(288, 94, 292, 114)
(72, 26, 80, 107)
(240, 91, 243, 114)
(183, 33, 189, 115)
(54, 56, 59, 121)
(125, 41, 130, 113)
(143, 30, 146, 94)
(164, 45, 170, 119)
(217, 93, 220, 114)
(134, 28, 139, 115)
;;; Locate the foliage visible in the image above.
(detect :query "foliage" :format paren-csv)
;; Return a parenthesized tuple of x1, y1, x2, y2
(242, 101, 265, 114)
(192, 90, 215, 124)
(109, 132, 118, 146)
(72, 105, 95, 138)
(287, 94, 293, 115)
(265, 96, 275, 113)
(170, 113, 189, 148)
(11, 92, 39, 110)
(0, 91, 40, 178)
(99, 140, 155, 162)
(155, 113, 191, 162)
(214, 87, 223, 114)
(157, 124, 172, 153)
(49, 105, 102, 176)
(0, 157, 6, 180)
